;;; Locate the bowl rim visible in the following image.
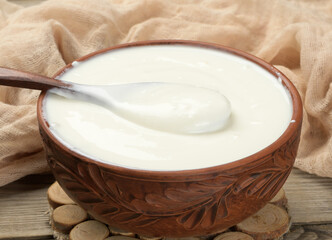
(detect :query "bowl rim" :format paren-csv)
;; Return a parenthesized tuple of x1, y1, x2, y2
(37, 39, 303, 180)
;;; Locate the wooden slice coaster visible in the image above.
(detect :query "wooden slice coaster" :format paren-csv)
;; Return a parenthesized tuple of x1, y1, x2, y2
(164, 237, 202, 240)
(214, 232, 254, 240)
(48, 182, 291, 240)
(269, 188, 287, 209)
(109, 225, 136, 237)
(48, 182, 75, 209)
(106, 236, 140, 240)
(69, 220, 109, 240)
(235, 203, 290, 240)
(52, 205, 88, 234)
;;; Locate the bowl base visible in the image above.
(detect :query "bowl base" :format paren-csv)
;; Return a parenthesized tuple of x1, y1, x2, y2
(47, 182, 291, 240)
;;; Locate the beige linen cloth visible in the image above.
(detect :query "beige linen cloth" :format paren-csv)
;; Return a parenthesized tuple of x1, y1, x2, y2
(0, 0, 332, 186)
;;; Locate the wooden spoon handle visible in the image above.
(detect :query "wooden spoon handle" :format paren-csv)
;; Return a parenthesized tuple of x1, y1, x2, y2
(0, 67, 70, 91)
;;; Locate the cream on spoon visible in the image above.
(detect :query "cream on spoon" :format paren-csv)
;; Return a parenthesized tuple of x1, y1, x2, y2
(0, 67, 231, 134)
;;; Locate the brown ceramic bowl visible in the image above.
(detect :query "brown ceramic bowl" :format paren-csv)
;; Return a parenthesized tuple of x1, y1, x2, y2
(37, 40, 302, 238)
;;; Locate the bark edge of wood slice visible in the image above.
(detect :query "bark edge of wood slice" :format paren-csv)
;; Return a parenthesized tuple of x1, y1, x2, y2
(214, 231, 254, 240)
(108, 225, 136, 237)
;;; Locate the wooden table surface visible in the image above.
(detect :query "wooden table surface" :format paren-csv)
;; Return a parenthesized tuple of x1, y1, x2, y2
(1, 168, 332, 240)
(1, 0, 332, 239)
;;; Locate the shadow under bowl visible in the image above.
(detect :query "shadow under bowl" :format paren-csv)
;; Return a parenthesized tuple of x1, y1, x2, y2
(37, 40, 303, 238)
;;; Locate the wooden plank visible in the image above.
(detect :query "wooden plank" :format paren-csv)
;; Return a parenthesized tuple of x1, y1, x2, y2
(284, 168, 332, 224)
(284, 224, 332, 240)
(0, 175, 54, 239)
(0, 169, 332, 239)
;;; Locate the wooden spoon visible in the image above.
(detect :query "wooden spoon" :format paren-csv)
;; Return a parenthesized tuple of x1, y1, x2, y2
(0, 67, 231, 134)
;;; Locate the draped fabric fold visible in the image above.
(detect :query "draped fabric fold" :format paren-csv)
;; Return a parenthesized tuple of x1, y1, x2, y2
(0, 0, 331, 186)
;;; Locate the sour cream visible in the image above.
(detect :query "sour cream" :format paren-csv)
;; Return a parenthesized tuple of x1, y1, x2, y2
(49, 81, 232, 134)
(44, 45, 292, 171)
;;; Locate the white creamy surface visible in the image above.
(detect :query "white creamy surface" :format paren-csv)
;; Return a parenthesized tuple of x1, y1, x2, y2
(44, 45, 292, 171)
(51, 82, 232, 134)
